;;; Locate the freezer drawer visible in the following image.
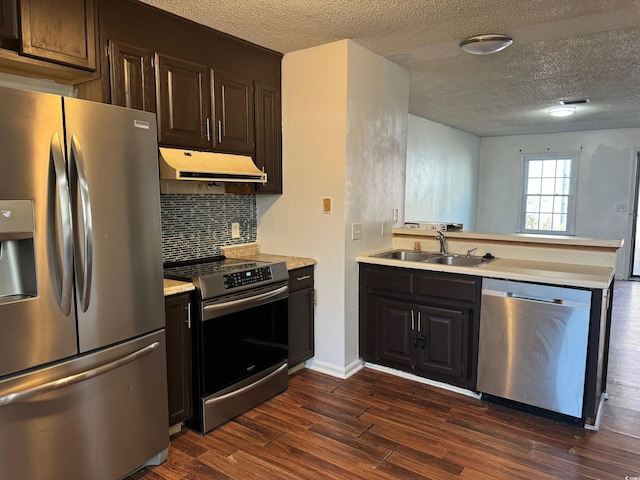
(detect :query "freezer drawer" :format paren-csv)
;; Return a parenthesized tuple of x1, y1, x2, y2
(477, 279, 591, 419)
(0, 330, 169, 480)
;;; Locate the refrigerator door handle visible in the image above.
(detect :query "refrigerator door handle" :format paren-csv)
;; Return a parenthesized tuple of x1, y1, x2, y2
(49, 132, 74, 316)
(70, 134, 94, 312)
(0, 341, 160, 407)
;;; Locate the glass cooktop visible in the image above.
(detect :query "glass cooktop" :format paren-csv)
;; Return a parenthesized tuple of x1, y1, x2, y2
(163, 256, 267, 281)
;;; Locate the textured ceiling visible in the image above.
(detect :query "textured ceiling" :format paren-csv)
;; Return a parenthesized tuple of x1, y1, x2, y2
(139, 0, 640, 137)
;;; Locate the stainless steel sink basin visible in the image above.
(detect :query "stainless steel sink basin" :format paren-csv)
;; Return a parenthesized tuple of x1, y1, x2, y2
(426, 254, 493, 267)
(373, 250, 496, 267)
(373, 250, 439, 262)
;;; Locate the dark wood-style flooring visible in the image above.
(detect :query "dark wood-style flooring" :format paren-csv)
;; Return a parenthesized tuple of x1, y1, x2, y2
(129, 280, 640, 479)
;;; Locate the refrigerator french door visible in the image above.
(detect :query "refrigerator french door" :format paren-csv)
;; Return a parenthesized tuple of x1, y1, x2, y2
(0, 86, 168, 480)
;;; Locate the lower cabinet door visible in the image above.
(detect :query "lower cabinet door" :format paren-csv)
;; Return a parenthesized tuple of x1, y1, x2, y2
(379, 298, 415, 368)
(415, 305, 464, 379)
(165, 293, 192, 425)
(288, 287, 314, 366)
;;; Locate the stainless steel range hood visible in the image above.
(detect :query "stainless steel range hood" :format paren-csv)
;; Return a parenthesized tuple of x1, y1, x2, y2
(159, 147, 266, 183)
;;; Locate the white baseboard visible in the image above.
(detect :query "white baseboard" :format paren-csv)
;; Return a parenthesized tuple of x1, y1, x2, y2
(305, 357, 365, 379)
(364, 362, 481, 399)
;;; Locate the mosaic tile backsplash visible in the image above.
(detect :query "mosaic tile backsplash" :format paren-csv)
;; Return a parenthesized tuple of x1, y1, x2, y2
(160, 194, 257, 262)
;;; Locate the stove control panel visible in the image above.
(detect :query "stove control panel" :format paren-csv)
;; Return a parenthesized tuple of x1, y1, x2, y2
(223, 266, 273, 289)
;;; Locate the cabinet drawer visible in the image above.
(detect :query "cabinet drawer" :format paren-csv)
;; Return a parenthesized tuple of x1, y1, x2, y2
(288, 266, 314, 292)
(415, 273, 477, 303)
(362, 265, 413, 295)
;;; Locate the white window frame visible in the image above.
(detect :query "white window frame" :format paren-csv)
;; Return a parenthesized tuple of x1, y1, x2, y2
(520, 153, 578, 235)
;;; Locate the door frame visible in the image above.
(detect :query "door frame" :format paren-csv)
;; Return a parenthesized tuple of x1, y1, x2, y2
(630, 150, 640, 278)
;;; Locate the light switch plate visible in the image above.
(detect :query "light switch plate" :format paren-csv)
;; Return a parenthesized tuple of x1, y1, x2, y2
(231, 222, 240, 238)
(352, 223, 362, 240)
(322, 197, 332, 214)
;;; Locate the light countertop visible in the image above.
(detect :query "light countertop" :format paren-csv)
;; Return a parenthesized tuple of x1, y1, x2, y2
(227, 252, 316, 271)
(163, 278, 195, 297)
(357, 250, 615, 289)
(221, 243, 316, 270)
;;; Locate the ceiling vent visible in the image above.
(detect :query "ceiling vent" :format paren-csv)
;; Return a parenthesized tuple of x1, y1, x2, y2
(559, 99, 591, 105)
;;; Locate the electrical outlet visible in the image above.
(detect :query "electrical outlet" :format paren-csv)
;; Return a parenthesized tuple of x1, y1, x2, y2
(231, 222, 240, 238)
(351, 223, 362, 240)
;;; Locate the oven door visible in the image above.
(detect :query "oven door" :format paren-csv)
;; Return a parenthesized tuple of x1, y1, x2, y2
(199, 282, 288, 397)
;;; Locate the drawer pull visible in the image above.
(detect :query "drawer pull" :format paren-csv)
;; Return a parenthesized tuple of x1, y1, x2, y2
(296, 275, 311, 281)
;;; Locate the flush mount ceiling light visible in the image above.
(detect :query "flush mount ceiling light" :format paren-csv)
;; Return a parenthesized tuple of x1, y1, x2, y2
(459, 34, 513, 55)
(548, 105, 577, 117)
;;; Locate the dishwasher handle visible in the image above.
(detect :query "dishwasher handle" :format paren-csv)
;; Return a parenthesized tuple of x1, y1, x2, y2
(483, 288, 589, 309)
(507, 292, 563, 305)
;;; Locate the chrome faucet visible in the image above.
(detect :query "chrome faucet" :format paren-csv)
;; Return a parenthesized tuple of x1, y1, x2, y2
(435, 230, 447, 254)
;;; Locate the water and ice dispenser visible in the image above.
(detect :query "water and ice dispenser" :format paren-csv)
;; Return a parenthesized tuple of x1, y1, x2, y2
(0, 200, 37, 304)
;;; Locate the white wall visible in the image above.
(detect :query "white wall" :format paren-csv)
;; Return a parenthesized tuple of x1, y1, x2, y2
(344, 42, 409, 369)
(257, 40, 408, 377)
(477, 128, 640, 278)
(405, 115, 480, 229)
(257, 41, 349, 376)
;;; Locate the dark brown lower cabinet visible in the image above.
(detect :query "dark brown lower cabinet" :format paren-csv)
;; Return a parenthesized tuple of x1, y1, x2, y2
(360, 264, 480, 389)
(288, 266, 314, 367)
(164, 293, 192, 426)
(378, 299, 464, 380)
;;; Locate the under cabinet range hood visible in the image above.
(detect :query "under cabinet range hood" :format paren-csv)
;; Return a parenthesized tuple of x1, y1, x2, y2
(159, 147, 267, 183)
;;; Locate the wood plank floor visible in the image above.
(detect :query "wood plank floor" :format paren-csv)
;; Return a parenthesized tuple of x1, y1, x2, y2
(129, 280, 640, 479)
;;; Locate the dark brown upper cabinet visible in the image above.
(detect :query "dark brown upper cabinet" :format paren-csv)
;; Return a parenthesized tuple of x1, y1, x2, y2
(107, 40, 155, 113)
(19, 0, 97, 71)
(95, 0, 283, 193)
(155, 53, 211, 150)
(212, 70, 254, 154)
(0, 0, 18, 42)
(254, 82, 282, 194)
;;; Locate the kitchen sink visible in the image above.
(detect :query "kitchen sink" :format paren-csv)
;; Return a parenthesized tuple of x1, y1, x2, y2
(373, 250, 496, 267)
(426, 254, 493, 267)
(373, 250, 440, 262)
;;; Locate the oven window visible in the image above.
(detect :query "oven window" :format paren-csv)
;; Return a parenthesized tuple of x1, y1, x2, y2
(200, 298, 288, 395)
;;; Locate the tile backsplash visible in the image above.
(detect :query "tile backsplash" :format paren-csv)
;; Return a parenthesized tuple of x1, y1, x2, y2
(160, 193, 257, 262)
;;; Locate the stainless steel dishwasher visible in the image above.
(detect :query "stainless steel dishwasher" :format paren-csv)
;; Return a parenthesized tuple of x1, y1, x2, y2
(477, 278, 591, 419)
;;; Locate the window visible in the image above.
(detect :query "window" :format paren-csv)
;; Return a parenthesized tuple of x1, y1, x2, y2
(521, 154, 577, 234)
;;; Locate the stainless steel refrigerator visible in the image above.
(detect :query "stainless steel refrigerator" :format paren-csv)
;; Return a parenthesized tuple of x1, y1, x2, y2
(0, 86, 168, 479)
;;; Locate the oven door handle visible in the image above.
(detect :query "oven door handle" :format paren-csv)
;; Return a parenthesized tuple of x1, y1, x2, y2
(204, 363, 288, 407)
(203, 284, 288, 313)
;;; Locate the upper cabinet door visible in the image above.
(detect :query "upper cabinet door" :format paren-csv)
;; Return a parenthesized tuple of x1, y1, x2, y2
(156, 54, 211, 150)
(0, 0, 18, 41)
(212, 70, 254, 154)
(108, 40, 156, 113)
(254, 82, 282, 194)
(19, 0, 97, 71)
